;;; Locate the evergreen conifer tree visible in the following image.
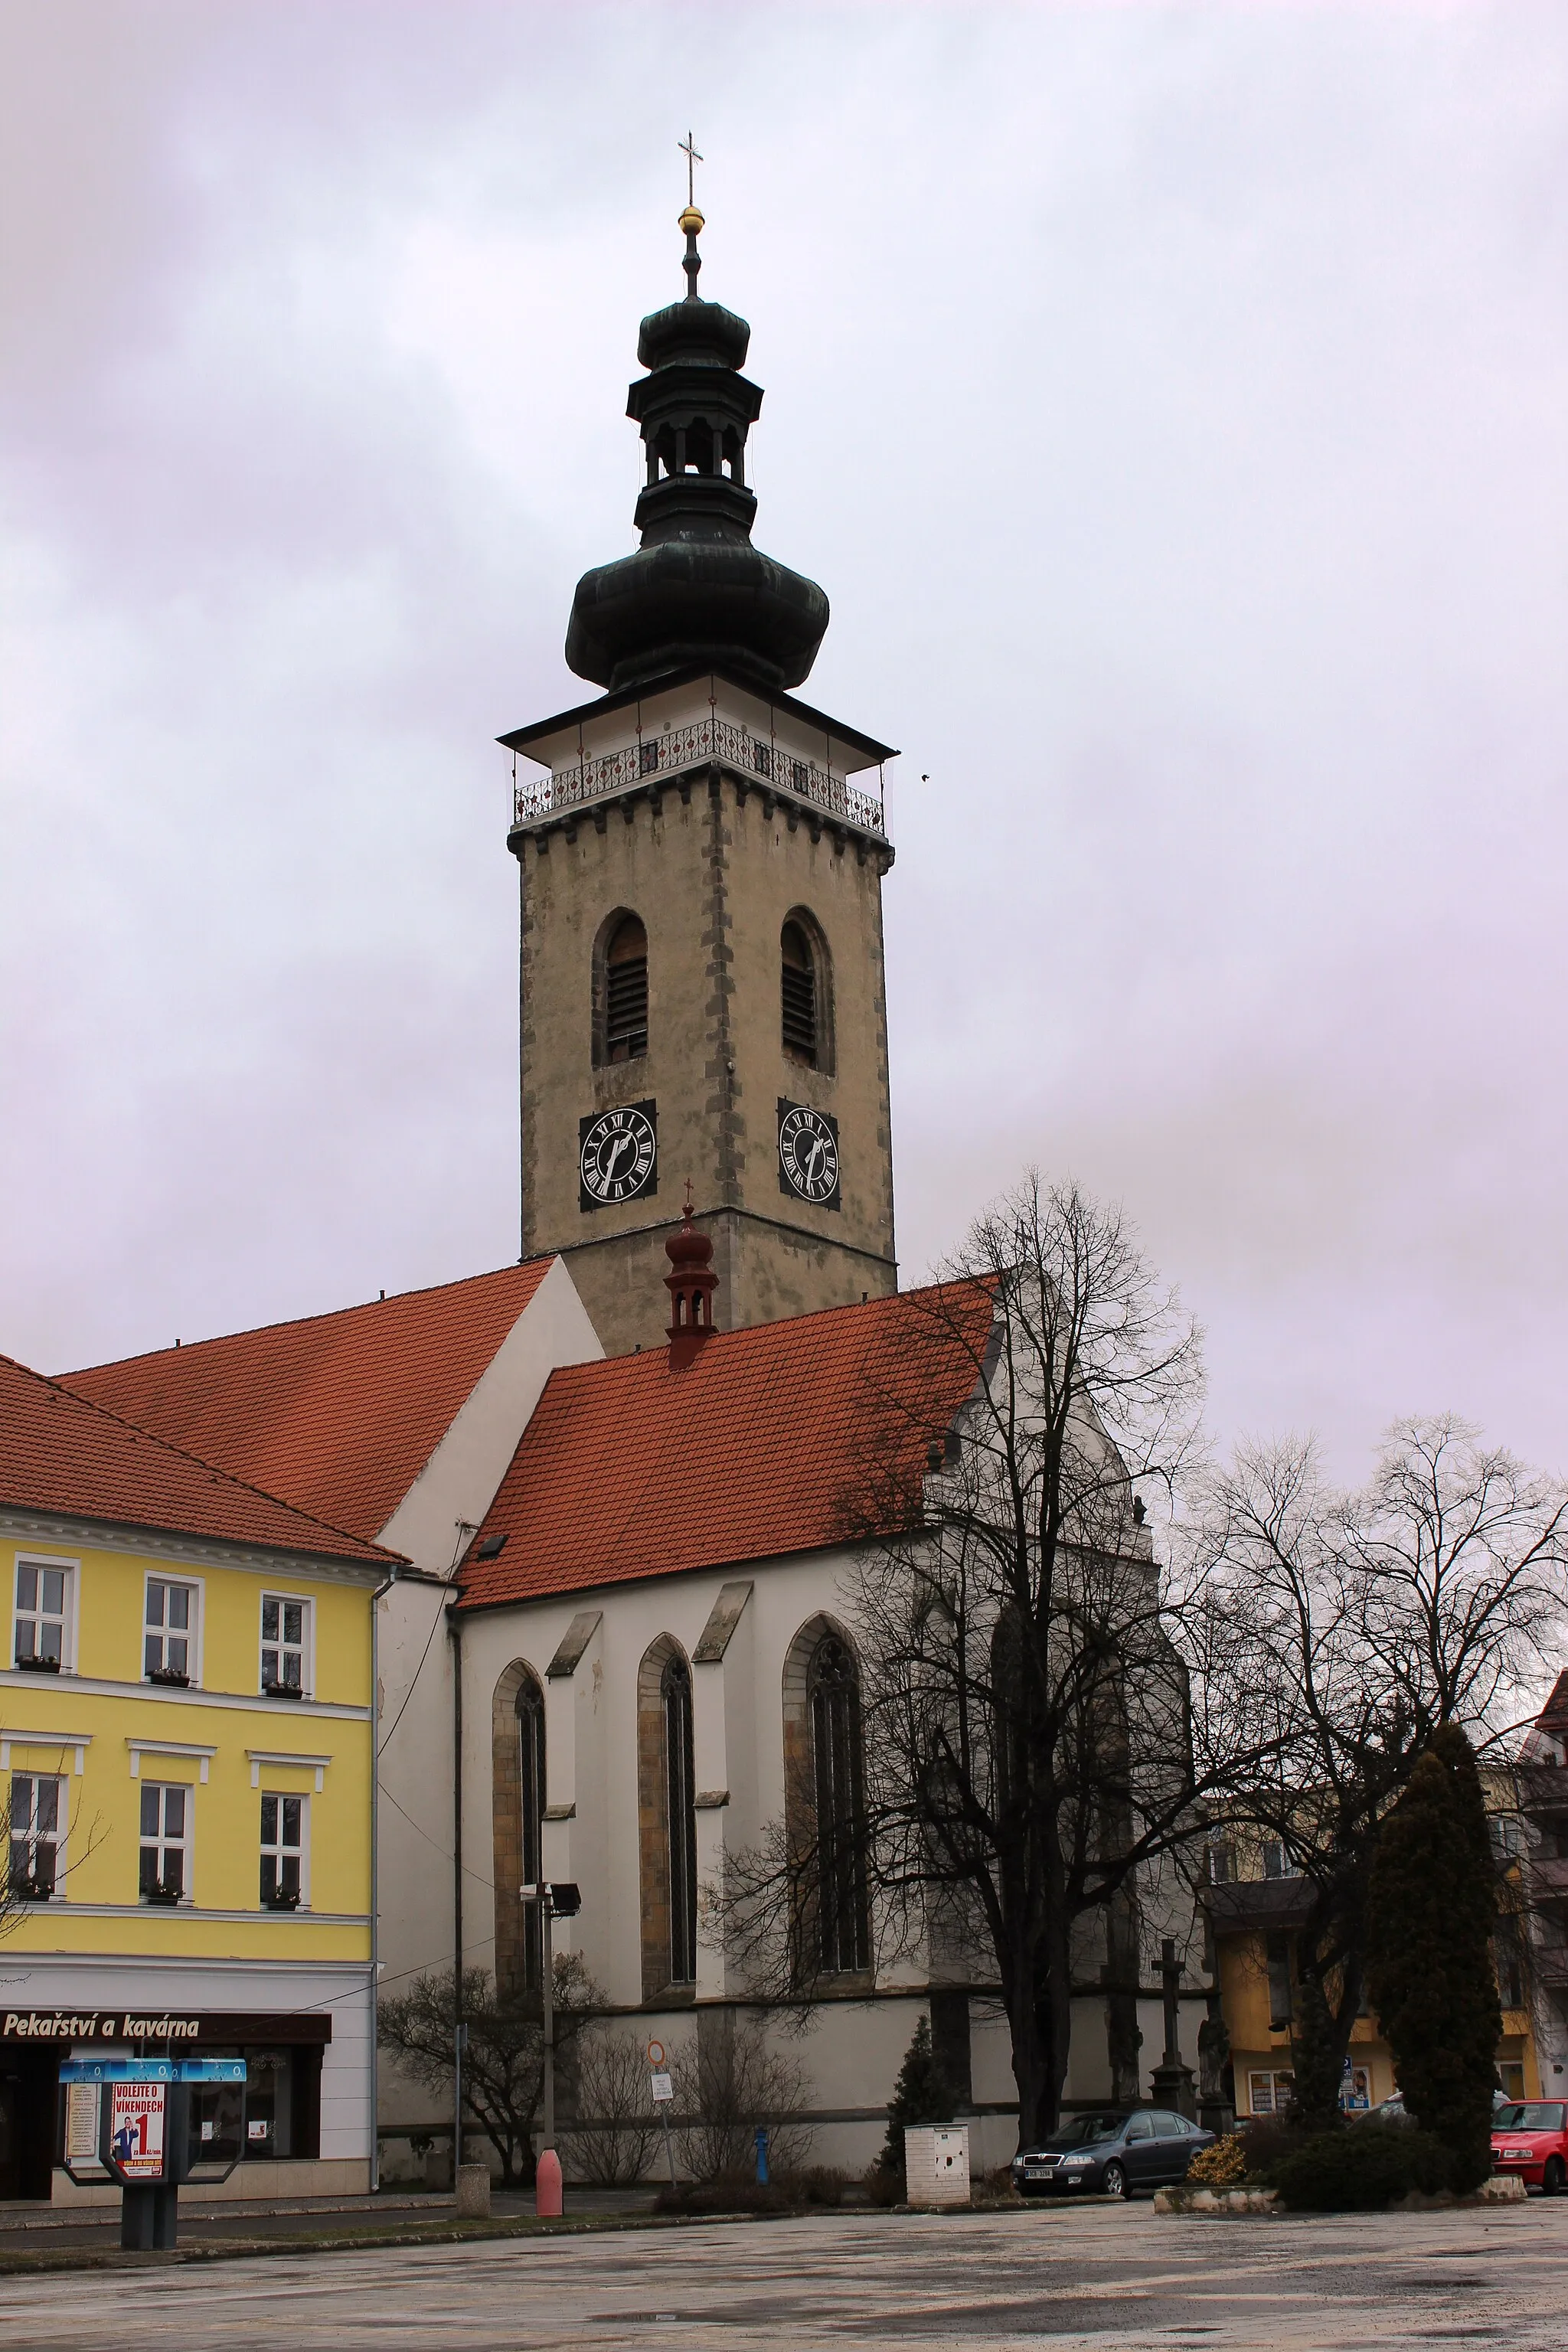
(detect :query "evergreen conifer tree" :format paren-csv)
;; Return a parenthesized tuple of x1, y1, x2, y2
(1364, 1725, 1501, 2190)
(878, 2014, 958, 2180)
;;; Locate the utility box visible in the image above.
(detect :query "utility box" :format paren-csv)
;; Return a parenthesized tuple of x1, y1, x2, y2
(904, 2124, 971, 2207)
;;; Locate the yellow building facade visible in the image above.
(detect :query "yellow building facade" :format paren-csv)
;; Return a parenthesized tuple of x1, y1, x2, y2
(1207, 1855, 1543, 2124)
(2, 1354, 394, 2201)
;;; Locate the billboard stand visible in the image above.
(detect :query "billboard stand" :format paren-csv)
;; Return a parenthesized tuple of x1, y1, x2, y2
(60, 2056, 247, 2251)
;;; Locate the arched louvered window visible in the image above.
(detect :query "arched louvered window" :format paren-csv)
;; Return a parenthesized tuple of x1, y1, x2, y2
(781, 920, 817, 1067)
(516, 1673, 546, 1991)
(808, 1632, 869, 1974)
(602, 913, 648, 1063)
(663, 1652, 697, 1984)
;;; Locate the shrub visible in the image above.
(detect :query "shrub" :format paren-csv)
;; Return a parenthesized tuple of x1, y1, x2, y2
(861, 2159, 903, 2208)
(1186, 2135, 1248, 2187)
(792, 2164, 846, 2207)
(1266, 2123, 1452, 2211)
(670, 2015, 813, 2183)
(876, 2016, 957, 2187)
(654, 2175, 789, 2215)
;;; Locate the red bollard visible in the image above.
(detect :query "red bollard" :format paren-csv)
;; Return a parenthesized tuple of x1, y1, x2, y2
(534, 2146, 563, 2217)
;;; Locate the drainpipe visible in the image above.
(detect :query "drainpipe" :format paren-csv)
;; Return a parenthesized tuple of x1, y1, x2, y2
(368, 1565, 399, 2196)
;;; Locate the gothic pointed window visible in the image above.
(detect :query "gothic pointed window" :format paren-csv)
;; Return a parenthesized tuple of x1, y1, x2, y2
(808, 1632, 869, 1974)
(517, 1673, 546, 1991)
(781, 919, 817, 1067)
(663, 1651, 697, 1984)
(599, 913, 648, 1064)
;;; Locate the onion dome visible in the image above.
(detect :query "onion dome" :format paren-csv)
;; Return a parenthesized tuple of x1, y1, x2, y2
(565, 207, 830, 696)
(664, 1194, 720, 1370)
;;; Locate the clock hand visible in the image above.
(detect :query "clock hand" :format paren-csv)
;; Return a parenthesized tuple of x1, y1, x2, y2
(603, 1132, 632, 1181)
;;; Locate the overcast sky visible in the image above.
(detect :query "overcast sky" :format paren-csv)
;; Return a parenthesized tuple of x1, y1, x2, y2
(2, 2, 1565, 1488)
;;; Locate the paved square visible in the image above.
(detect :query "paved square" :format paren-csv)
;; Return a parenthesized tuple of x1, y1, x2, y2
(0, 2201, 1563, 2350)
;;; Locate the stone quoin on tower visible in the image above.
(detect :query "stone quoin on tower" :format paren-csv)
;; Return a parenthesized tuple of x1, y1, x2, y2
(501, 192, 900, 1357)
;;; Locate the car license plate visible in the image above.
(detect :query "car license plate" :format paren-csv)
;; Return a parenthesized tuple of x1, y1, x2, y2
(1024, 2167, 1050, 2180)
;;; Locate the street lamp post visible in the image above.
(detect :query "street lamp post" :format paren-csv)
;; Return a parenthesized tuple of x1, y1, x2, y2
(521, 1880, 580, 2216)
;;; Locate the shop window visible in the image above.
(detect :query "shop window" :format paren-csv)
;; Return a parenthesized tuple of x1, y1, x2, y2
(8, 1772, 64, 1900)
(260, 1793, 306, 1909)
(13, 1558, 71, 1671)
(1247, 2068, 1295, 2117)
(139, 1782, 191, 1902)
(145, 1577, 198, 1684)
(260, 1594, 310, 1697)
(242, 2050, 294, 2160)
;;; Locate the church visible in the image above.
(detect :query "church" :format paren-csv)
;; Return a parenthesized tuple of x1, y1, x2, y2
(56, 201, 1204, 2187)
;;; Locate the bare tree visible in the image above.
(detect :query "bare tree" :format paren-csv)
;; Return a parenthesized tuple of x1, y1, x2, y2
(378, 1957, 599, 2186)
(720, 1174, 1278, 2148)
(671, 2014, 814, 2183)
(1196, 1418, 1568, 2128)
(563, 2025, 665, 2187)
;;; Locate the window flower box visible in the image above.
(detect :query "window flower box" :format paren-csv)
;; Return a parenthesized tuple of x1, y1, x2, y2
(142, 1877, 183, 1906)
(262, 1886, 301, 1911)
(146, 1665, 191, 1687)
(15, 1652, 61, 1674)
(7, 1873, 52, 1903)
(262, 1677, 303, 1700)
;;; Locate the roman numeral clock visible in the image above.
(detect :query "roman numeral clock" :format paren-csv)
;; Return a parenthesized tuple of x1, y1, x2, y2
(579, 1103, 658, 1210)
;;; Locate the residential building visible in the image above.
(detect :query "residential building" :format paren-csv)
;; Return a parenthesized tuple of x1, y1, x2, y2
(0, 1352, 394, 2201)
(1517, 1669, 1568, 2093)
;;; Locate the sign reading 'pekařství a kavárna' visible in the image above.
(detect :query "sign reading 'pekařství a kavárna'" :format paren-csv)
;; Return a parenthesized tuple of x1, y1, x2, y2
(3, 2011, 201, 2041)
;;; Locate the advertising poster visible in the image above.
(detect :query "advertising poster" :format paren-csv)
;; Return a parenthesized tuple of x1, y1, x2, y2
(64, 2082, 101, 2165)
(109, 2079, 167, 2179)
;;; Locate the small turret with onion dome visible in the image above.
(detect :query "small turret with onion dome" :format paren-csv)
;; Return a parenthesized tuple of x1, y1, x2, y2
(664, 1191, 720, 1370)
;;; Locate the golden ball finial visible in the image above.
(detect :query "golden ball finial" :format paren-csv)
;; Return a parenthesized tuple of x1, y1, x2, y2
(679, 204, 704, 235)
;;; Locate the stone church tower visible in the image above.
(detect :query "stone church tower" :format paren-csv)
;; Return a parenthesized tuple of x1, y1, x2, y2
(502, 207, 899, 1354)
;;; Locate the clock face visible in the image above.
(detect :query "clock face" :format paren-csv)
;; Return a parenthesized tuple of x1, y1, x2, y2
(579, 1102, 658, 1210)
(777, 1101, 841, 1207)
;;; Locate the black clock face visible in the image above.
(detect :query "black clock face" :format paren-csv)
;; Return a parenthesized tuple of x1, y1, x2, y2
(580, 1102, 658, 1210)
(777, 1101, 841, 1207)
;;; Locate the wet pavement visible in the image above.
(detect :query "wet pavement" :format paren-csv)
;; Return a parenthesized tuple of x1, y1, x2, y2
(0, 2197, 1564, 2349)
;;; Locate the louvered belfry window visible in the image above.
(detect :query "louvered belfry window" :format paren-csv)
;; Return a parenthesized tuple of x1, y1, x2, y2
(605, 914, 648, 1062)
(781, 920, 817, 1066)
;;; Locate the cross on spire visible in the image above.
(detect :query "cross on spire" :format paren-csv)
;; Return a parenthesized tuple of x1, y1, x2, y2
(678, 131, 703, 210)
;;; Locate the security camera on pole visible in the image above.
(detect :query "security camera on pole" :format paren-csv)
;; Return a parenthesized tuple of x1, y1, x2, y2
(521, 1879, 580, 2216)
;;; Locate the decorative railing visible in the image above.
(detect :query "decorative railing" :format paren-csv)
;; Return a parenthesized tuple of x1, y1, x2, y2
(511, 714, 887, 838)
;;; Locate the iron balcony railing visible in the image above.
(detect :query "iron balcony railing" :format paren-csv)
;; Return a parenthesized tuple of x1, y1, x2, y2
(511, 714, 887, 839)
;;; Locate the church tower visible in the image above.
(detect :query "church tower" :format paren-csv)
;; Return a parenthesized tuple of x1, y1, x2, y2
(503, 204, 898, 1355)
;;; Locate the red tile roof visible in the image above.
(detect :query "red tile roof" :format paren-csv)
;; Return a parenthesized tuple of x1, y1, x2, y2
(0, 1354, 394, 1566)
(458, 1280, 995, 1611)
(1541, 1671, 1568, 1732)
(63, 1262, 555, 1542)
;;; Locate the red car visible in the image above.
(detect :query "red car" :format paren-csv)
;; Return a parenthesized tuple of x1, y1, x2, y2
(1491, 2100, 1568, 2194)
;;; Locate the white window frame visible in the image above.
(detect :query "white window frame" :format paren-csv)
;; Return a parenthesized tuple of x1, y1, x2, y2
(8, 1770, 67, 1900)
(139, 1779, 194, 1904)
(11, 1553, 78, 1674)
(259, 1591, 314, 1699)
(142, 1572, 204, 1687)
(259, 1790, 309, 1909)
